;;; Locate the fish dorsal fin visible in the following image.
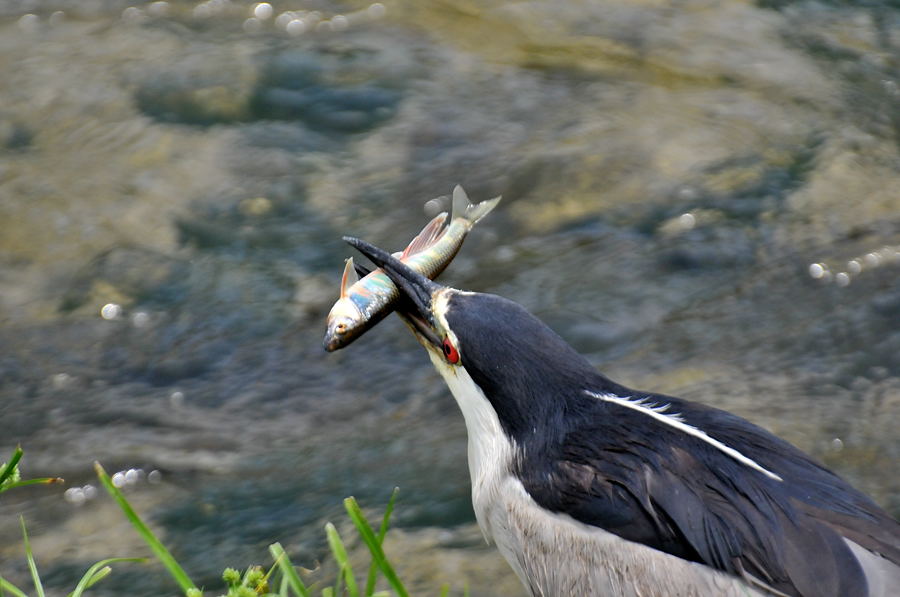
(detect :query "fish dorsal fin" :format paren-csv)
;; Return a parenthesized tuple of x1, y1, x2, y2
(400, 212, 448, 258)
(452, 185, 502, 224)
(353, 261, 372, 278)
(340, 257, 360, 298)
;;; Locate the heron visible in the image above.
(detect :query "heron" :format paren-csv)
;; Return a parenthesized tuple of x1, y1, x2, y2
(342, 236, 900, 597)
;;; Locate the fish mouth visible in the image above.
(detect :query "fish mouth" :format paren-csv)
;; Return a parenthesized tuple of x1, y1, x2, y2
(323, 324, 346, 352)
(343, 236, 443, 349)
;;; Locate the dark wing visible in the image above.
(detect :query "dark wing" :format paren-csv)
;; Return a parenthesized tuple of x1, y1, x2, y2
(518, 391, 900, 597)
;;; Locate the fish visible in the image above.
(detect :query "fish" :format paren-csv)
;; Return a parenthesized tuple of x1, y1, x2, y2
(324, 185, 501, 351)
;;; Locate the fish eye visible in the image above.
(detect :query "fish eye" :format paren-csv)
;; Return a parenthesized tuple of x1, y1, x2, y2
(442, 337, 459, 364)
(335, 322, 348, 334)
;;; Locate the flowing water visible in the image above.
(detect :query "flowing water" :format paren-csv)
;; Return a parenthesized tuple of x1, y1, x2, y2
(0, 1, 898, 595)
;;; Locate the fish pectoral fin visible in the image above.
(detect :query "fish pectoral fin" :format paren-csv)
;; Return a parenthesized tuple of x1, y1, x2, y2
(400, 211, 449, 258)
(340, 257, 360, 298)
(452, 185, 502, 224)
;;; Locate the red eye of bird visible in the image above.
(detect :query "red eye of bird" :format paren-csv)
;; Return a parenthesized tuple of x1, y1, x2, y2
(442, 337, 460, 364)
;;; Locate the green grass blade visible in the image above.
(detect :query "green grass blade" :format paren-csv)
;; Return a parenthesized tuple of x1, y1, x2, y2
(268, 543, 310, 597)
(364, 488, 399, 596)
(440, 584, 449, 597)
(0, 574, 28, 597)
(343, 498, 408, 597)
(68, 558, 145, 597)
(0, 446, 24, 492)
(332, 573, 343, 597)
(261, 560, 279, 589)
(3, 478, 65, 491)
(77, 567, 110, 593)
(240, 566, 254, 588)
(324, 523, 358, 597)
(20, 517, 44, 597)
(321, 588, 333, 597)
(93, 462, 196, 593)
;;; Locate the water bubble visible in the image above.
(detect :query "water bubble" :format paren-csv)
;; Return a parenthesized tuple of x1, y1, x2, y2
(122, 6, 144, 22)
(831, 438, 844, 452)
(331, 15, 349, 31)
(253, 2, 273, 20)
(239, 196, 272, 216)
(101, 303, 122, 320)
(170, 390, 185, 408)
(148, 1, 169, 17)
(864, 252, 881, 267)
(17, 13, 39, 32)
(808, 263, 825, 279)
(82, 484, 97, 499)
(193, 3, 212, 19)
(424, 197, 444, 217)
(49, 11, 66, 26)
(205, 0, 228, 12)
(52, 372, 73, 389)
(243, 17, 261, 33)
(132, 311, 150, 328)
(64, 487, 86, 505)
(112, 472, 127, 488)
(678, 213, 696, 230)
(847, 259, 862, 275)
(316, 20, 333, 32)
(275, 11, 294, 29)
(368, 3, 386, 19)
(835, 272, 850, 287)
(676, 186, 698, 201)
(125, 469, 140, 485)
(147, 470, 162, 484)
(287, 18, 307, 35)
(496, 246, 516, 262)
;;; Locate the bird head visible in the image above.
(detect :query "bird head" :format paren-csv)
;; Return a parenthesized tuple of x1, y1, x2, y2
(343, 236, 462, 368)
(344, 237, 607, 440)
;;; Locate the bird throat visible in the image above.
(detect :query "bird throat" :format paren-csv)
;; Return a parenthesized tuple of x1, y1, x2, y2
(426, 349, 516, 540)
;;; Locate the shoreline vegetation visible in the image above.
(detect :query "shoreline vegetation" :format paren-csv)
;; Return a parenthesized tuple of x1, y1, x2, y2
(1, 447, 462, 597)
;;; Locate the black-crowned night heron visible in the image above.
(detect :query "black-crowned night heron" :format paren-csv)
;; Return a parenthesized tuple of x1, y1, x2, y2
(343, 237, 900, 597)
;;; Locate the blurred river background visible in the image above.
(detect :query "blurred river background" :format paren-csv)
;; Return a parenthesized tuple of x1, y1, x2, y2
(0, 0, 898, 595)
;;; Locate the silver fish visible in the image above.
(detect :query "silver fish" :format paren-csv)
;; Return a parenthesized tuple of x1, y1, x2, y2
(324, 185, 500, 351)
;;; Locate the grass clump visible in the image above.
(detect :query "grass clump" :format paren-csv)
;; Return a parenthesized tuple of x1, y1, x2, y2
(0, 446, 64, 495)
(1, 447, 424, 597)
(1, 447, 143, 597)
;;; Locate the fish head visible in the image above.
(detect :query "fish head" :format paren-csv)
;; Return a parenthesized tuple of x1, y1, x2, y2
(323, 296, 363, 351)
(324, 257, 366, 352)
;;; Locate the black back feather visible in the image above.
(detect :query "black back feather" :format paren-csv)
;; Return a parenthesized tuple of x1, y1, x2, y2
(445, 291, 900, 597)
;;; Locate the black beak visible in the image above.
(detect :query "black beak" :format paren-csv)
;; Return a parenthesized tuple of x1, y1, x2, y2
(344, 237, 443, 346)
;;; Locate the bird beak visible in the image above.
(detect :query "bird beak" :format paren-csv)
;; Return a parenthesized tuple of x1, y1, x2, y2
(343, 236, 444, 348)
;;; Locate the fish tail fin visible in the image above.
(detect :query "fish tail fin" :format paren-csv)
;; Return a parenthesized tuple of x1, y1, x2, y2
(400, 212, 449, 258)
(452, 185, 502, 224)
(340, 257, 360, 298)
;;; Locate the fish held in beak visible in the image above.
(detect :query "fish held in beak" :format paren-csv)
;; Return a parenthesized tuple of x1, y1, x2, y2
(343, 236, 444, 347)
(323, 186, 500, 352)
